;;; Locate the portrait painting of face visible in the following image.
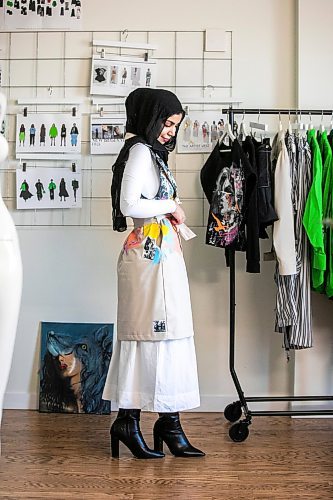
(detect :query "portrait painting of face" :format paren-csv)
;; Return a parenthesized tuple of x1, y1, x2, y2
(39, 322, 114, 414)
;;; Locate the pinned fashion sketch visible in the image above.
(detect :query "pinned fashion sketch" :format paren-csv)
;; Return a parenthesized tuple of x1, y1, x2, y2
(35, 179, 45, 201)
(16, 166, 82, 209)
(16, 113, 81, 158)
(19, 179, 33, 202)
(90, 56, 157, 97)
(94, 65, 108, 84)
(39, 322, 113, 414)
(0, 0, 82, 29)
(177, 111, 223, 153)
(90, 116, 126, 155)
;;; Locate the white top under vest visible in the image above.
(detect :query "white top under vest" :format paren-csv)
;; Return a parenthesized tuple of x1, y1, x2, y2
(120, 143, 176, 220)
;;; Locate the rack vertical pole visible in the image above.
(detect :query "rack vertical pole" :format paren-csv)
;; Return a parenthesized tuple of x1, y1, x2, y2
(227, 107, 249, 415)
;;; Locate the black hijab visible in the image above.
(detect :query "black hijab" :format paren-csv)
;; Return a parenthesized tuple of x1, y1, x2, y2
(111, 88, 185, 232)
(125, 88, 184, 155)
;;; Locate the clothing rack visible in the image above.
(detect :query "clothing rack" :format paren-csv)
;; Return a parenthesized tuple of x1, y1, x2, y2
(221, 107, 333, 442)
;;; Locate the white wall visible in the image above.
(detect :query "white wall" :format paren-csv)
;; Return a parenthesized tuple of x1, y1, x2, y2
(3, 0, 332, 412)
(294, 0, 333, 406)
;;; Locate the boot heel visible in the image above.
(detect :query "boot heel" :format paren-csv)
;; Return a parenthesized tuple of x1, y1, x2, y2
(154, 433, 164, 453)
(110, 409, 165, 459)
(111, 434, 120, 458)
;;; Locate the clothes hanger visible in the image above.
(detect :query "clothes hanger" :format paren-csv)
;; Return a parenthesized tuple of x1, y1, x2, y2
(239, 111, 248, 140)
(320, 110, 325, 132)
(278, 112, 283, 132)
(292, 110, 306, 134)
(219, 120, 235, 145)
(308, 112, 314, 130)
(249, 110, 268, 132)
(288, 110, 292, 134)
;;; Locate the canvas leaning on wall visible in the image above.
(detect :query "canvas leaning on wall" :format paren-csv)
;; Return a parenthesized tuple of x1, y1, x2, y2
(39, 322, 114, 414)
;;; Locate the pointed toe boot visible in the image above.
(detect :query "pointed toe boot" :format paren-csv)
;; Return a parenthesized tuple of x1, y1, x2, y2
(153, 412, 205, 457)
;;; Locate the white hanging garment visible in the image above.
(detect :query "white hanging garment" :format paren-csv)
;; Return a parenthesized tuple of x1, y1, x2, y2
(0, 93, 23, 425)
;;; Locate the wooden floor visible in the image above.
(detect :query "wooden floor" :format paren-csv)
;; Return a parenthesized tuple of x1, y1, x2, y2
(0, 411, 332, 499)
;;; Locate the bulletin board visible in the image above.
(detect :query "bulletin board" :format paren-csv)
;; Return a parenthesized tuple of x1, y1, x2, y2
(1, 28, 233, 227)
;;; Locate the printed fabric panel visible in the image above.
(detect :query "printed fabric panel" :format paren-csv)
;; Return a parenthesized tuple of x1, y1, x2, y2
(123, 217, 182, 264)
(206, 161, 245, 247)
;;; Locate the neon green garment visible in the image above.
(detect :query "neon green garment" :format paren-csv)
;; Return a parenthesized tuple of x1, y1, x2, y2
(314, 131, 332, 295)
(317, 130, 330, 188)
(322, 134, 333, 297)
(49, 124, 58, 138)
(303, 129, 326, 289)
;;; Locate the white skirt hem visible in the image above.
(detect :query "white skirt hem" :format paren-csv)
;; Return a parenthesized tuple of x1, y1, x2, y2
(103, 337, 200, 413)
(105, 387, 200, 413)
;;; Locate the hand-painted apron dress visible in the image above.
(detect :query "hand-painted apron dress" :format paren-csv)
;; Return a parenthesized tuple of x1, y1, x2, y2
(102, 152, 200, 412)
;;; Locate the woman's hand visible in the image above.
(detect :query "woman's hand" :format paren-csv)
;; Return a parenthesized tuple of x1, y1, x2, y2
(171, 203, 186, 225)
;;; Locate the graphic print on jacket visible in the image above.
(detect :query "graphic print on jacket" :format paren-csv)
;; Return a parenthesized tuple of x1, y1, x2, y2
(206, 161, 245, 247)
(122, 150, 180, 264)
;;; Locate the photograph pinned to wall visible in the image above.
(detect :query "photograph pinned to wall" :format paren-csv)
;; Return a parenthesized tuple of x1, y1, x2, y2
(16, 166, 82, 210)
(0, 0, 82, 30)
(15, 113, 81, 158)
(90, 115, 126, 155)
(177, 111, 224, 154)
(39, 322, 113, 414)
(90, 55, 157, 97)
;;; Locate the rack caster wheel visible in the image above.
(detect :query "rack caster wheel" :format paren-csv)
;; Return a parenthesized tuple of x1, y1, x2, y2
(229, 421, 249, 442)
(224, 401, 242, 422)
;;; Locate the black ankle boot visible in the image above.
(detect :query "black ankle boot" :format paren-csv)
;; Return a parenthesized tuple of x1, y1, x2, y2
(153, 412, 205, 457)
(110, 409, 165, 459)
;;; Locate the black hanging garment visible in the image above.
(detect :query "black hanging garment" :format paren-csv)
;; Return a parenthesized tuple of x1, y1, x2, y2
(200, 139, 259, 273)
(251, 137, 278, 238)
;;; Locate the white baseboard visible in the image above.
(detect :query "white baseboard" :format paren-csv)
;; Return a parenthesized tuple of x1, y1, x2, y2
(5, 393, 331, 418)
(3, 392, 38, 410)
(194, 395, 236, 412)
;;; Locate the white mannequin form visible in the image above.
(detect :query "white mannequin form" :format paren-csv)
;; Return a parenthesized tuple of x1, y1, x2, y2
(0, 93, 23, 426)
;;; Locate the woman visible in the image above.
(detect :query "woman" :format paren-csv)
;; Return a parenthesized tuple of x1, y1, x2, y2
(20, 180, 33, 202)
(19, 124, 25, 146)
(70, 123, 79, 147)
(103, 88, 204, 459)
(59, 178, 69, 202)
(60, 124, 67, 146)
(49, 123, 58, 146)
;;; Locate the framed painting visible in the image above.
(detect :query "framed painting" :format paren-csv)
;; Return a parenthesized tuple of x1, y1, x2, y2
(39, 322, 113, 414)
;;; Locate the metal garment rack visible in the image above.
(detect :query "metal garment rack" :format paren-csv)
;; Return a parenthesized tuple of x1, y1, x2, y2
(221, 107, 333, 442)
